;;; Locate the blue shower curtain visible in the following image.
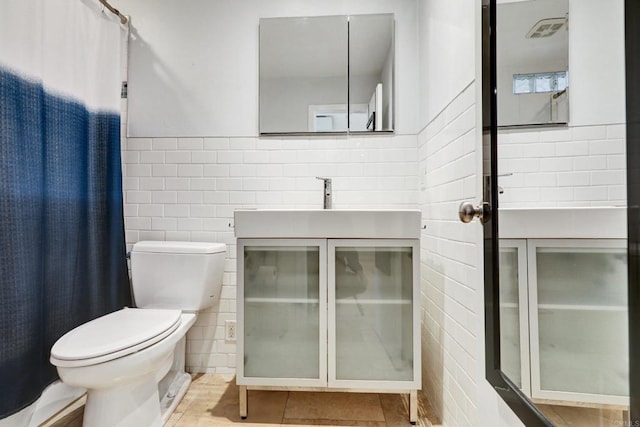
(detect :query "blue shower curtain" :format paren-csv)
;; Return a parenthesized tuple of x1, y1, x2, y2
(0, 0, 131, 418)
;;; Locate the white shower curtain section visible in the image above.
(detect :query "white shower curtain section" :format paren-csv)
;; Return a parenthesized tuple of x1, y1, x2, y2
(0, 0, 123, 114)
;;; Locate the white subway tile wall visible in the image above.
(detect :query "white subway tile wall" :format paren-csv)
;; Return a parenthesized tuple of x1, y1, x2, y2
(418, 83, 480, 427)
(498, 124, 627, 207)
(121, 129, 419, 374)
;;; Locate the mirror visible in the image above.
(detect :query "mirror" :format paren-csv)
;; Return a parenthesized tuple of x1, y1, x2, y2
(495, 0, 628, 424)
(349, 14, 394, 132)
(259, 14, 394, 135)
(497, 0, 569, 127)
(259, 16, 348, 134)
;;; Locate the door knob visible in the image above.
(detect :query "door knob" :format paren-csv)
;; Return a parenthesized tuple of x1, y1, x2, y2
(458, 202, 487, 223)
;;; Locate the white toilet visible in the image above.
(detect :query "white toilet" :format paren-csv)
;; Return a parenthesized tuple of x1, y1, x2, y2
(50, 241, 226, 427)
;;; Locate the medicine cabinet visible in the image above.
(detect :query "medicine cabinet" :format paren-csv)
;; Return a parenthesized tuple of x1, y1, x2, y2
(259, 14, 395, 135)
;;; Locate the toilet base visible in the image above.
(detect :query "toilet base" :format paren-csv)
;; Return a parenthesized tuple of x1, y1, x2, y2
(159, 371, 191, 425)
(53, 313, 198, 427)
(83, 378, 162, 427)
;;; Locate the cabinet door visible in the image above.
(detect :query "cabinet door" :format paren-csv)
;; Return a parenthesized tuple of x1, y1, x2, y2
(499, 239, 531, 397)
(328, 239, 420, 389)
(237, 239, 327, 387)
(528, 239, 628, 405)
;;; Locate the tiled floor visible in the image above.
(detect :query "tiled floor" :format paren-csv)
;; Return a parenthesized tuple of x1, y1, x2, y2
(538, 403, 626, 427)
(46, 374, 441, 426)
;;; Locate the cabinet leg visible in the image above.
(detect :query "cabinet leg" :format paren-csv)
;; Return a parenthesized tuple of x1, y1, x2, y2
(239, 385, 248, 419)
(409, 390, 418, 425)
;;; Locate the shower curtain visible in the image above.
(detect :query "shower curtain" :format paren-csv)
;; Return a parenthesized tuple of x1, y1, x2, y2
(0, 0, 131, 418)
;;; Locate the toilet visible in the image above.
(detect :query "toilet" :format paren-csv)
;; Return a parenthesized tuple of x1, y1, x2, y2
(50, 241, 226, 427)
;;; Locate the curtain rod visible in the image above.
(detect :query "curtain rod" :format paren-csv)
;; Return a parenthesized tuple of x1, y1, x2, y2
(98, 0, 128, 25)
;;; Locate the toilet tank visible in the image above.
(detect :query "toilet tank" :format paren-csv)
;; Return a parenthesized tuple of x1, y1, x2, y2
(131, 241, 226, 311)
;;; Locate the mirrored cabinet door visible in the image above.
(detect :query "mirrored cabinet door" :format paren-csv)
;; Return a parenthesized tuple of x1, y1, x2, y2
(328, 240, 419, 388)
(349, 14, 394, 132)
(239, 239, 327, 386)
(259, 16, 348, 134)
(259, 14, 394, 135)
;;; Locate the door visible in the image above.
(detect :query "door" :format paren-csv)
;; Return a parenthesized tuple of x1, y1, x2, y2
(327, 239, 421, 390)
(237, 239, 327, 387)
(527, 240, 628, 406)
(473, 0, 637, 425)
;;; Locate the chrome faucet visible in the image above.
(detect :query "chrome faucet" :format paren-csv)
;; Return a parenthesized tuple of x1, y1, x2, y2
(316, 177, 332, 209)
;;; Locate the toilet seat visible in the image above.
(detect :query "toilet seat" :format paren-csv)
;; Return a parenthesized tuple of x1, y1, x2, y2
(50, 308, 182, 368)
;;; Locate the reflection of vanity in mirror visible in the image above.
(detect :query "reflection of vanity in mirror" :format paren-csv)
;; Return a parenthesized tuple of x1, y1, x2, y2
(497, 0, 569, 127)
(496, 0, 629, 424)
(259, 14, 394, 135)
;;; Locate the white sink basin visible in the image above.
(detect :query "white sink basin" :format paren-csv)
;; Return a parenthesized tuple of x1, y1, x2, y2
(234, 209, 421, 239)
(499, 206, 626, 239)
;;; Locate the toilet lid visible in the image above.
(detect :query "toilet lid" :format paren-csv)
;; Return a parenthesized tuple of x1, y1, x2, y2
(50, 308, 181, 366)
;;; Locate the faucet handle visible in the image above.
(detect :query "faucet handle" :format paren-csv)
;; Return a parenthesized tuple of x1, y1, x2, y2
(316, 177, 332, 209)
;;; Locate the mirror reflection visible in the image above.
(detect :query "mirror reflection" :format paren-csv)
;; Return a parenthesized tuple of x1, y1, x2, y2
(497, 0, 628, 425)
(349, 14, 394, 132)
(259, 14, 394, 135)
(497, 0, 569, 127)
(259, 16, 348, 134)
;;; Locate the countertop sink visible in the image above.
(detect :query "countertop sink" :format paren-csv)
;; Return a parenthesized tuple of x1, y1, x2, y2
(233, 209, 421, 239)
(499, 206, 626, 239)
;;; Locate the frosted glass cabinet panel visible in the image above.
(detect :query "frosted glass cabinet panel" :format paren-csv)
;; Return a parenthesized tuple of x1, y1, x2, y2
(529, 240, 628, 404)
(239, 240, 327, 386)
(499, 240, 530, 394)
(328, 240, 420, 388)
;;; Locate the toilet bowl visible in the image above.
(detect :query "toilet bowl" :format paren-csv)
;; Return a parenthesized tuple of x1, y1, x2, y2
(50, 241, 226, 427)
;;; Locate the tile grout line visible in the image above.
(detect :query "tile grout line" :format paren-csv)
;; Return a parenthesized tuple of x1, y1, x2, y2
(378, 393, 389, 427)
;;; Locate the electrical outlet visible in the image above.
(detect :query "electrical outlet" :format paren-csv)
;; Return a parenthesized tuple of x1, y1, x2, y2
(225, 320, 237, 342)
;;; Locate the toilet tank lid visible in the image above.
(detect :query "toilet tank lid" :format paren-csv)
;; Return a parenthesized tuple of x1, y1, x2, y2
(132, 241, 226, 254)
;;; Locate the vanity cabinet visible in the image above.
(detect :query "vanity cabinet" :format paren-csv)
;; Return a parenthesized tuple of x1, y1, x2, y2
(236, 230, 420, 423)
(500, 238, 628, 407)
(239, 240, 327, 387)
(328, 240, 419, 389)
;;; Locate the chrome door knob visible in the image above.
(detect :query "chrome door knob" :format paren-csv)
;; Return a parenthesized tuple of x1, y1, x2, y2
(458, 202, 485, 223)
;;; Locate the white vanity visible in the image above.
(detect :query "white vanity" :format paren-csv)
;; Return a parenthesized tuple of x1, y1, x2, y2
(499, 207, 628, 409)
(234, 209, 422, 423)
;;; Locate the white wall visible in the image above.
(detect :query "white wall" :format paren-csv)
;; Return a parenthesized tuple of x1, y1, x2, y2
(116, 0, 418, 137)
(417, 0, 475, 127)
(418, 0, 525, 426)
(418, 83, 481, 426)
(120, 132, 419, 373)
(498, 124, 626, 207)
(569, 0, 625, 126)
